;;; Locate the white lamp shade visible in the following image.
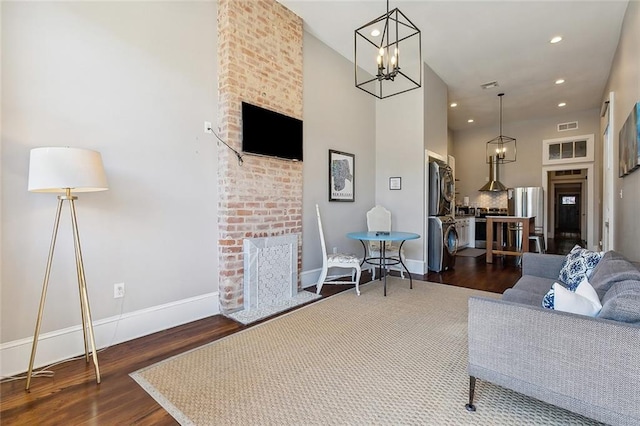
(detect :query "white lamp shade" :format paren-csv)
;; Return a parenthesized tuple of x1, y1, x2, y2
(28, 147, 109, 193)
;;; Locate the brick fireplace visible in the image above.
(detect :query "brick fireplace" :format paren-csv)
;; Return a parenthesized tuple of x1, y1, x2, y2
(216, 0, 303, 313)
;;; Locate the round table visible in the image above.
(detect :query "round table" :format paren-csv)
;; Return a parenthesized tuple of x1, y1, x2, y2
(346, 231, 420, 296)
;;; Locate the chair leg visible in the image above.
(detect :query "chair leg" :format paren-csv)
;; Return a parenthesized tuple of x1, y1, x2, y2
(316, 267, 328, 295)
(354, 267, 361, 296)
(465, 376, 477, 412)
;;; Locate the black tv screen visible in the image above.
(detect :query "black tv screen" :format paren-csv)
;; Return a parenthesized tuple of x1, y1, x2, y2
(241, 102, 303, 161)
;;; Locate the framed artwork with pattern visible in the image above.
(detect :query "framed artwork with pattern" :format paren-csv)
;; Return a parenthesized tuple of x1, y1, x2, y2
(618, 101, 640, 177)
(329, 149, 355, 202)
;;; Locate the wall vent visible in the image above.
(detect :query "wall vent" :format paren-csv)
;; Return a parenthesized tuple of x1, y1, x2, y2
(480, 81, 499, 90)
(557, 121, 578, 132)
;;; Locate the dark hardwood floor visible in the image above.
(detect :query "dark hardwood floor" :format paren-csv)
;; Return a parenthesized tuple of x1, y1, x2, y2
(0, 247, 543, 424)
(426, 255, 522, 293)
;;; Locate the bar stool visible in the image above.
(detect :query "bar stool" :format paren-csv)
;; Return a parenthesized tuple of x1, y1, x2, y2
(528, 234, 546, 253)
(507, 224, 521, 250)
(511, 224, 545, 267)
(531, 226, 546, 253)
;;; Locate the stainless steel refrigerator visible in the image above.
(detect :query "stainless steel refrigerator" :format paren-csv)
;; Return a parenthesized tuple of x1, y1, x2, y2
(507, 187, 544, 245)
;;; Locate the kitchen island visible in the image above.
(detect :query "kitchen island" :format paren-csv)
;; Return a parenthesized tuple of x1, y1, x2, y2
(485, 216, 535, 263)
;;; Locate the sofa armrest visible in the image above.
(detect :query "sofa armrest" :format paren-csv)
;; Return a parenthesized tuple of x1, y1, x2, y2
(468, 296, 640, 425)
(521, 252, 566, 280)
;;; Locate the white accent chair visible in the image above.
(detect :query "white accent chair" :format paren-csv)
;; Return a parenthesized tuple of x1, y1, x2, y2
(366, 205, 405, 279)
(315, 204, 361, 295)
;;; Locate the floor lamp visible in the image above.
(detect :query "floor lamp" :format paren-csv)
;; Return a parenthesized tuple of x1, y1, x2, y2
(26, 147, 108, 391)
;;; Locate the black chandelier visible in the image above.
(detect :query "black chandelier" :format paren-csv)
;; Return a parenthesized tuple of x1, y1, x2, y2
(486, 93, 517, 164)
(354, 0, 422, 99)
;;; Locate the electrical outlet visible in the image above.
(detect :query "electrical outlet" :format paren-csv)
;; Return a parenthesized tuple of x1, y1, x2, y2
(114, 283, 125, 299)
(204, 121, 212, 134)
(332, 247, 337, 254)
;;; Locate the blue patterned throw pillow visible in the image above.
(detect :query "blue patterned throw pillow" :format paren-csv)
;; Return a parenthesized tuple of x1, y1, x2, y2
(542, 286, 555, 309)
(558, 245, 603, 291)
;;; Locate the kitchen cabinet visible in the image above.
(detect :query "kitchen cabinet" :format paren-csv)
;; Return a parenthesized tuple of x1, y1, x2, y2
(468, 217, 475, 247)
(455, 217, 475, 249)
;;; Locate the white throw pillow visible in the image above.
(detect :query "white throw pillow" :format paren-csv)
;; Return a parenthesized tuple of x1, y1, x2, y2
(553, 278, 602, 317)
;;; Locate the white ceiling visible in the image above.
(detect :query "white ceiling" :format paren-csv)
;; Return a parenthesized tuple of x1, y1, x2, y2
(278, 0, 629, 131)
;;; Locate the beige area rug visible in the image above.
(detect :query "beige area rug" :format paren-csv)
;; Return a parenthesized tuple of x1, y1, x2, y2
(130, 279, 601, 425)
(456, 248, 486, 258)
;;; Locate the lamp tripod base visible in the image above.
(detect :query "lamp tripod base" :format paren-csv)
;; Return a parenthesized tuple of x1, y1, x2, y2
(25, 192, 101, 391)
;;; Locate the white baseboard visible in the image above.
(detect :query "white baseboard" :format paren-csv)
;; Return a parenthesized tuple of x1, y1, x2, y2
(301, 268, 321, 289)
(405, 259, 425, 275)
(0, 292, 219, 378)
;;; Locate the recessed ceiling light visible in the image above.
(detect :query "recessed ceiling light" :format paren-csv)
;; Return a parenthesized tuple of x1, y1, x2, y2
(550, 36, 563, 44)
(450, 102, 458, 108)
(467, 119, 474, 123)
(371, 29, 380, 37)
(555, 79, 565, 85)
(558, 102, 567, 107)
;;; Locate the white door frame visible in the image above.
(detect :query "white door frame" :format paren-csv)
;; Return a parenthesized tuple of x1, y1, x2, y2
(542, 163, 596, 250)
(602, 92, 615, 251)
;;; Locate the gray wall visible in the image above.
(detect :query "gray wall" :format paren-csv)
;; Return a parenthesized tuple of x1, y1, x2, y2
(1, 2, 218, 342)
(424, 62, 449, 158)
(453, 109, 600, 201)
(603, 0, 640, 260)
(301, 32, 376, 279)
(375, 89, 425, 268)
(373, 61, 449, 273)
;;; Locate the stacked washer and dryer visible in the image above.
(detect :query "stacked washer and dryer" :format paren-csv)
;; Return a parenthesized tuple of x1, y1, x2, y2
(428, 160, 459, 272)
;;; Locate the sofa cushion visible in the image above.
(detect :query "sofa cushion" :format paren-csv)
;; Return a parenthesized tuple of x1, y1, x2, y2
(503, 275, 555, 306)
(598, 281, 640, 324)
(502, 288, 548, 306)
(511, 275, 556, 297)
(558, 245, 603, 290)
(504, 273, 555, 306)
(521, 253, 566, 280)
(589, 251, 640, 300)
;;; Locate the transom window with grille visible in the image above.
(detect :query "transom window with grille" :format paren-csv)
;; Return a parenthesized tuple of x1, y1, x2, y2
(543, 134, 594, 165)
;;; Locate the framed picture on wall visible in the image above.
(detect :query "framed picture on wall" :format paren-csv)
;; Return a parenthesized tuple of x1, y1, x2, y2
(329, 149, 355, 202)
(619, 101, 640, 177)
(389, 177, 402, 190)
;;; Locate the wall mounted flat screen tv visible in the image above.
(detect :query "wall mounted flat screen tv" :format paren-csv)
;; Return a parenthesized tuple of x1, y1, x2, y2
(241, 102, 303, 161)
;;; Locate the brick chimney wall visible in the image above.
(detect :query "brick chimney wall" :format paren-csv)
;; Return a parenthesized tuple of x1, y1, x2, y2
(217, 0, 303, 313)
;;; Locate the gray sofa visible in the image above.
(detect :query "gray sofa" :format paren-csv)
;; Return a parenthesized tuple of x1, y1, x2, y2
(466, 251, 640, 425)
